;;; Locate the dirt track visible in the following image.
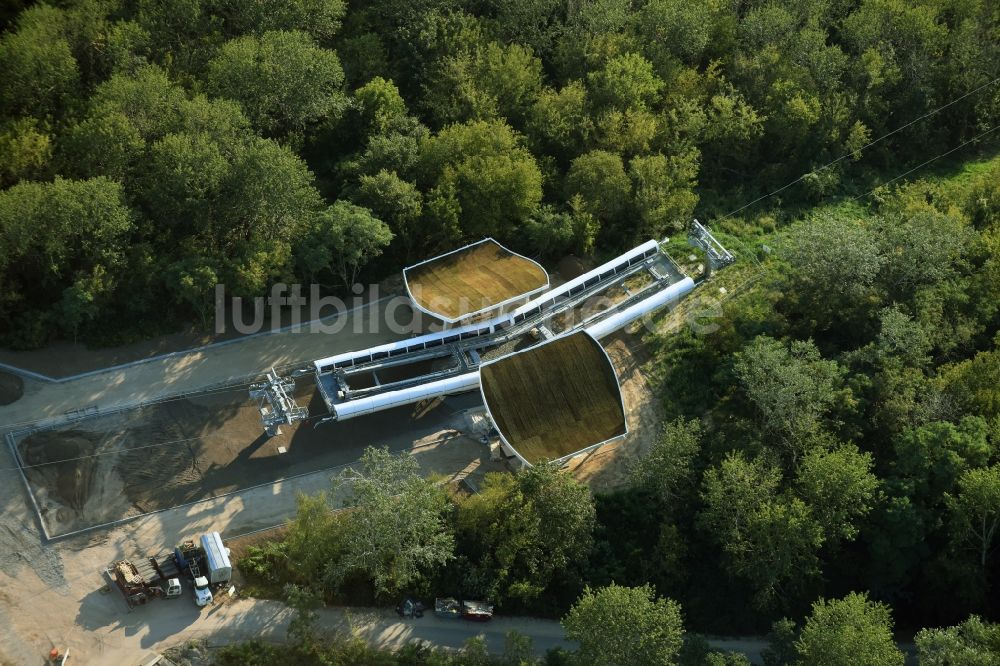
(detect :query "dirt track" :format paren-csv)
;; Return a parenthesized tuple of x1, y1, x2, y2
(563, 331, 663, 491)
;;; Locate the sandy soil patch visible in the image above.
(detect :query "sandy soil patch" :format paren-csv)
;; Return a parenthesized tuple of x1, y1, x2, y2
(11, 379, 489, 538)
(564, 331, 662, 493)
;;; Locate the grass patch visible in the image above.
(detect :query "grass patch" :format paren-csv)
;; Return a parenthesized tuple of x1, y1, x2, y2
(480, 330, 626, 463)
(406, 239, 548, 320)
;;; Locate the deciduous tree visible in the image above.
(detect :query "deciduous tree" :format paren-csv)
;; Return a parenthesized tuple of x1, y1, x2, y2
(628, 417, 701, 507)
(733, 336, 846, 461)
(947, 464, 1000, 570)
(565, 150, 631, 225)
(916, 615, 1000, 665)
(219, 0, 346, 44)
(698, 452, 824, 606)
(794, 592, 904, 666)
(298, 201, 393, 287)
(795, 444, 878, 545)
(629, 151, 699, 237)
(782, 214, 886, 333)
(457, 465, 595, 604)
(419, 119, 542, 239)
(0, 5, 79, 118)
(327, 447, 454, 597)
(587, 52, 663, 110)
(562, 583, 684, 666)
(206, 31, 346, 139)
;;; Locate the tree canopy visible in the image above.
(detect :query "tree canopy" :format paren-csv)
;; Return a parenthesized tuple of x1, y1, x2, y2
(328, 447, 454, 597)
(793, 593, 904, 666)
(562, 583, 684, 666)
(0, 0, 997, 350)
(4, 0, 1000, 652)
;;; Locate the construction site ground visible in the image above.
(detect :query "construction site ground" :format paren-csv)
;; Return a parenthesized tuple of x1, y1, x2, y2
(0, 285, 666, 664)
(11, 383, 494, 539)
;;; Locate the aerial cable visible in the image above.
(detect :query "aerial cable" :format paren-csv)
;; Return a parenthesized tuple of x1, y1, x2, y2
(718, 74, 1000, 221)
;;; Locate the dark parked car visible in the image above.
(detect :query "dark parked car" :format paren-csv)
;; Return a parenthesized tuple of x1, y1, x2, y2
(396, 598, 424, 618)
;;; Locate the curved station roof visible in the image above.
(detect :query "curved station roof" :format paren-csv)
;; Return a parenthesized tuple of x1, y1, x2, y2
(479, 330, 627, 466)
(403, 238, 549, 323)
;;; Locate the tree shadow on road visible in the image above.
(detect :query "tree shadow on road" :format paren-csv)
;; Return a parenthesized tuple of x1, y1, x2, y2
(75, 583, 203, 638)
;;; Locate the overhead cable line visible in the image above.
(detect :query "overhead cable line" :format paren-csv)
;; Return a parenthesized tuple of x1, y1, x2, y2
(718, 74, 1000, 221)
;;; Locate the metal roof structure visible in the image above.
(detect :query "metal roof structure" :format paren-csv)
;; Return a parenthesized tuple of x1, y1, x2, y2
(403, 238, 549, 323)
(255, 225, 732, 437)
(304, 239, 691, 425)
(478, 330, 628, 467)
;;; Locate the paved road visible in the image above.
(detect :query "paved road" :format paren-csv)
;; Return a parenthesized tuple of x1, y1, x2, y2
(0, 296, 407, 428)
(82, 597, 575, 664)
(93, 597, 771, 665)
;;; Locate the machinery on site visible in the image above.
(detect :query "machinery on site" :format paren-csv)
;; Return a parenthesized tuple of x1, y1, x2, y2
(199, 530, 233, 585)
(105, 531, 232, 609)
(174, 540, 214, 606)
(106, 554, 182, 608)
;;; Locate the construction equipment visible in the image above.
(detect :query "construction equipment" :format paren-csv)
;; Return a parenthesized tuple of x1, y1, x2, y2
(250, 368, 308, 436)
(106, 557, 179, 608)
(175, 540, 213, 606)
(105, 531, 231, 609)
(200, 531, 233, 585)
(689, 219, 736, 277)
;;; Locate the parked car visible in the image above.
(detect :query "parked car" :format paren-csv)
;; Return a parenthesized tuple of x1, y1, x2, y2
(434, 597, 461, 619)
(396, 598, 425, 618)
(461, 600, 493, 622)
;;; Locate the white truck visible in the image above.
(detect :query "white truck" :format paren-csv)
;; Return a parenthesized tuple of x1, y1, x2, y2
(175, 531, 231, 607)
(191, 573, 213, 607)
(109, 532, 232, 610)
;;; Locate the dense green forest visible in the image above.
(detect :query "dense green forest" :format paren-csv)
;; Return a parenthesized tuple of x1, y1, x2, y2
(3, 0, 1000, 661)
(1, 0, 998, 347)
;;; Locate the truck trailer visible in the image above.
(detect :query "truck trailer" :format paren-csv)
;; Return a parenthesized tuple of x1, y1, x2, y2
(200, 531, 232, 585)
(105, 531, 231, 609)
(174, 541, 214, 606)
(106, 555, 182, 608)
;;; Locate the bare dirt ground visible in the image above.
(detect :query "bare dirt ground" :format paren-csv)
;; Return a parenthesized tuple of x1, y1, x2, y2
(565, 331, 663, 493)
(11, 381, 500, 538)
(0, 394, 506, 664)
(0, 295, 505, 665)
(0, 297, 407, 427)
